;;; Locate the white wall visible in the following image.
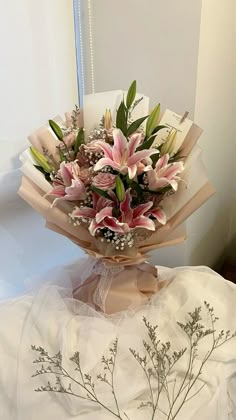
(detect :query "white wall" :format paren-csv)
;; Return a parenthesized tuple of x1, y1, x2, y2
(227, 0, 236, 255)
(81, 0, 202, 267)
(0, 0, 82, 297)
(83, 0, 202, 116)
(186, 0, 235, 267)
(0, 0, 78, 145)
(82, 0, 236, 268)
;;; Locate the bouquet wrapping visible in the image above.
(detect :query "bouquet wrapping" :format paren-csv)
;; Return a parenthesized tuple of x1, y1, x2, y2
(19, 83, 214, 313)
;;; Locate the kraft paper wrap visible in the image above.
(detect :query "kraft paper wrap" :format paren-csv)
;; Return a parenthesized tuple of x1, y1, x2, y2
(18, 114, 215, 313)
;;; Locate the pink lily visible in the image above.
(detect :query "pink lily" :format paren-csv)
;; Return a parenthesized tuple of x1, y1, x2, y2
(76, 190, 157, 235)
(93, 128, 157, 179)
(96, 190, 157, 235)
(71, 193, 115, 235)
(109, 190, 166, 229)
(49, 161, 87, 206)
(111, 190, 156, 232)
(145, 154, 184, 191)
(99, 191, 167, 231)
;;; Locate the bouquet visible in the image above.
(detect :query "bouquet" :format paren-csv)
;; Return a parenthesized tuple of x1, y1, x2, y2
(19, 81, 214, 313)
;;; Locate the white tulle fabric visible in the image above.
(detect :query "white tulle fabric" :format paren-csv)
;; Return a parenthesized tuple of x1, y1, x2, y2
(0, 264, 236, 419)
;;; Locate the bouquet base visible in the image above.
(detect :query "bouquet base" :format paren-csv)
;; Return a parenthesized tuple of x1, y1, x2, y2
(72, 260, 160, 314)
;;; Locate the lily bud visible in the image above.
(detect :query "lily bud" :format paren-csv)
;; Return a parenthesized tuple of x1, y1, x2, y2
(104, 109, 112, 130)
(160, 129, 177, 156)
(116, 176, 125, 202)
(30, 147, 53, 173)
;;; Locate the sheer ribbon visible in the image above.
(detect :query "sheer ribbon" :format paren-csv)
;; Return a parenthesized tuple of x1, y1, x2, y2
(72, 256, 159, 314)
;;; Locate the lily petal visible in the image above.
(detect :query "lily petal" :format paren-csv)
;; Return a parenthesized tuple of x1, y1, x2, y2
(150, 208, 167, 225)
(89, 219, 104, 236)
(93, 141, 113, 160)
(112, 146, 122, 166)
(127, 149, 157, 167)
(156, 154, 169, 171)
(128, 133, 143, 156)
(60, 162, 74, 186)
(133, 202, 153, 218)
(72, 207, 95, 219)
(49, 185, 65, 197)
(65, 179, 86, 200)
(94, 157, 120, 172)
(144, 165, 153, 172)
(113, 129, 127, 156)
(163, 162, 184, 179)
(120, 190, 132, 214)
(128, 165, 137, 179)
(130, 216, 155, 230)
(96, 196, 114, 212)
(147, 172, 167, 190)
(167, 179, 179, 191)
(103, 217, 127, 233)
(96, 207, 113, 223)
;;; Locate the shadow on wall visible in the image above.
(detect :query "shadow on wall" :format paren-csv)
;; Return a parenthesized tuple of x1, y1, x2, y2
(218, 235, 236, 283)
(189, 199, 236, 272)
(0, 142, 27, 172)
(224, 236, 236, 261)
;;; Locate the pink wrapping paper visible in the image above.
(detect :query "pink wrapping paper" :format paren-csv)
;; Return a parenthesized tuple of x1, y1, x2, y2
(73, 262, 160, 314)
(18, 110, 215, 313)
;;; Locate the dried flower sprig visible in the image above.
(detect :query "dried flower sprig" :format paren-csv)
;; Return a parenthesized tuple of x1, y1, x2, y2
(32, 339, 127, 419)
(31, 302, 235, 419)
(71, 104, 80, 130)
(130, 301, 236, 420)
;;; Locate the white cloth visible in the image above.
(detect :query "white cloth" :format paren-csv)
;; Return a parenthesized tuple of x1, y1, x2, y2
(0, 265, 236, 419)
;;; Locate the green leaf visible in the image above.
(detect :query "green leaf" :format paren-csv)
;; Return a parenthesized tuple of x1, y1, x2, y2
(45, 173, 52, 182)
(74, 128, 84, 154)
(137, 135, 156, 150)
(146, 104, 160, 137)
(151, 151, 161, 167)
(126, 80, 136, 109)
(127, 115, 148, 136)
(30, 147, 52, 173)
(151, 124, 166, 136)
(116, 176, 125, 202)
(137, 125, 166, 151)
(130, 180, 143, 197)
(126, 175, 132, 185)
(91, 186, 112, 200)
(34, 165, 51, 182)
(49, 119, 63, 141)
(168, 151, 185, 163)
(116, 101, 127, 135)
(34, 165, 45, 174)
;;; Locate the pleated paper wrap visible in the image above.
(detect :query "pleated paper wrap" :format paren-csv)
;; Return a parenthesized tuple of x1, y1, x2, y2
(18, 91, 215, 313)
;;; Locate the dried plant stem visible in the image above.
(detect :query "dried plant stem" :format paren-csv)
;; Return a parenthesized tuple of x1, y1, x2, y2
(111, 343, 121, 417)
(167, 339, 194, 419)
(169, 348, 214, 420)
(32, 346, 124, 420)
(32, 302, 236, 420)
